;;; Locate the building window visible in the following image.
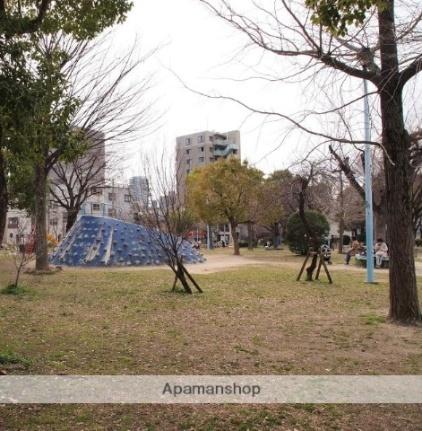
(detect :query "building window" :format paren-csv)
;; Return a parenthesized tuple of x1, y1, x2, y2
(198, 135, 204, 143)
(50, 218, 58, 226)
(91, 187, 101, 195)
(7, 217, 19, 229)
(186, 149, 190, 154)
(186, 159, 191, 165)
(108, 208, 114, 217)
(124, 194, 131, 203)
(199, 157, 204, 163)
(108, 193, 114, 201)
(92, 203, 101, 212)
(200, 146, 204, 152)
(186, 168, 191, 174)
(209, 157, 215, 162)
(186, 138, 191, 145)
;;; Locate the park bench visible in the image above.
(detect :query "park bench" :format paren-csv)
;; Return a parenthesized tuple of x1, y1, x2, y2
(355, 253, 389, 269)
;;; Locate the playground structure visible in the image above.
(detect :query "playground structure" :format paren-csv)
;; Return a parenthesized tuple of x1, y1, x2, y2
(50, 215, 205, 267)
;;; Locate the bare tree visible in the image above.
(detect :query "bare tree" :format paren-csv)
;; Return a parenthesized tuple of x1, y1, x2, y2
(255, 170, 293, 248)
(198, 0, 422, 322)
(286, 159, 332, 281)
(9, 221, 34, 291)
(136, 154, 203, 294)
(330, 141, 422, 238)
(49, 137, 108, 232)
(47, 35, 158, 232)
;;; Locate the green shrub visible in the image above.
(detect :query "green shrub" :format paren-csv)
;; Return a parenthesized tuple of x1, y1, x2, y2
(342, 234, 351, 246)
(1, 283, 26, 295)
(286, 211, 330, 255)
(239, 239, 257, 248)
(0, 350, 30, 367)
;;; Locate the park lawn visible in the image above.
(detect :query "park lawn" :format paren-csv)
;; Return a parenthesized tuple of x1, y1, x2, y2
(0, 254, 421, 430)
(203, 245, 348, 265)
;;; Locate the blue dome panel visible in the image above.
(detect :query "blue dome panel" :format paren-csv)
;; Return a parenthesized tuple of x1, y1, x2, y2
(50, 215, 205, 267)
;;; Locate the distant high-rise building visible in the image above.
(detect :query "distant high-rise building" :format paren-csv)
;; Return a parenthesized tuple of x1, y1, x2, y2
(129, 176, 150, 208)
(176, 130, 241, 197)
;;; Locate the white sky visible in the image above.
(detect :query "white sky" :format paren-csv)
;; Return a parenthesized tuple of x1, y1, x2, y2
(109, 0, 309, 179)
(106, 0, 420, 181)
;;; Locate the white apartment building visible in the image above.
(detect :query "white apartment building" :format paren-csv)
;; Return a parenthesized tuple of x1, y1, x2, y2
(176, 130, 241, 198)
(2, 130, 140, 246)
(80, 183, 134, 222)
(175, 130, 241, 246)
(129, 176, 150, 208)
(3, 183, 136, 247)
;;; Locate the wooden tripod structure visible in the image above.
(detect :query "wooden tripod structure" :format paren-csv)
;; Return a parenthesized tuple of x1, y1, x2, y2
(296, 248, 333, 284)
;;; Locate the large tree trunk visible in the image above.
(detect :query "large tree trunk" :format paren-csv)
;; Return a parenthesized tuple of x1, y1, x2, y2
(230, 220, 240, 255)
(247, 221, 254, 250)
(337, 219, 344, 254)
(273, 223, 281, 249)
(66, 207, 79, 232)
(382, 107, 420, 322)
(378, 1, 421, 323)
(34, 163, 49, 271)
(374, 209, 387, 242)
(0, 149, 7, 247)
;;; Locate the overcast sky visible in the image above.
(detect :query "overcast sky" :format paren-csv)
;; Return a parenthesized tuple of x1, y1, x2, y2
(108, 0, 313, 179)
(107, 0, 420, 181)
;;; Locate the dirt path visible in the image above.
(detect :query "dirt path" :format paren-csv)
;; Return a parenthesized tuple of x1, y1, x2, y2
(43, 251, 422, 278)
(186, 254, 268, 274)
(187, 255, 394, 281)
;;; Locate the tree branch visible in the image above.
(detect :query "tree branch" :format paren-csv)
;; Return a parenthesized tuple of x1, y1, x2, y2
(399, 55, 422, 88)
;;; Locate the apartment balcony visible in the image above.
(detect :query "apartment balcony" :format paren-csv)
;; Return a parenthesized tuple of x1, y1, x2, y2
(213, 143, 238, 158)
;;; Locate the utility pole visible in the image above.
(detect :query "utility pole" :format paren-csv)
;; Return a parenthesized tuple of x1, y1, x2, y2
(364, 79, 375, 283)
(337, 170, 345, 254)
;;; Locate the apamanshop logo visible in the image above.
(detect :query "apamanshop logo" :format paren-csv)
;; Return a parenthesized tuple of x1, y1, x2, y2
(162, 382, 261, 397)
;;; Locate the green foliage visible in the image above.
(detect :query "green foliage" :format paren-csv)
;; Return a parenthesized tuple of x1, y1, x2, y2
(1, 283, 27, 295)
(7, 155, 35, 211)
(0, 1, 133, 39)
(361, 313, 386, 325)
(305, 0, 383, 36)
(342, 234, 351, 246)
(0, 0, 133, 215)
(286, 210, 330, 255)
(0, 349, 30, 366)
(43, 1, 133, 39)
(187, 157, 263, 225)
(169, 208, 195, 236)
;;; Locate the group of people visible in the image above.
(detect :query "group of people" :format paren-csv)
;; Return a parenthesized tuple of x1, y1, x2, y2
(345, 237, 389, 268)
(192, 240, 201, 250)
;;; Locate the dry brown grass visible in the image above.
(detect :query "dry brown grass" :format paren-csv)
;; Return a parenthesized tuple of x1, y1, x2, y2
(0, 250, 421, 430)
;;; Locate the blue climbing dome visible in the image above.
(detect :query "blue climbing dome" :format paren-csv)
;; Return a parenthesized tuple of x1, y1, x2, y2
(50, 215, 205, 267)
